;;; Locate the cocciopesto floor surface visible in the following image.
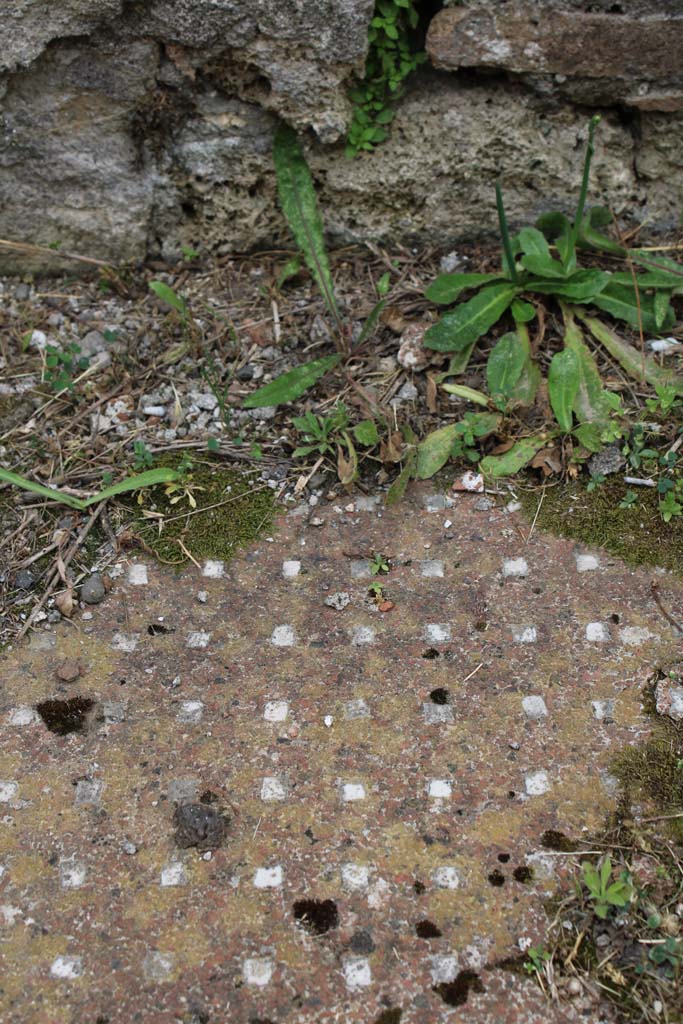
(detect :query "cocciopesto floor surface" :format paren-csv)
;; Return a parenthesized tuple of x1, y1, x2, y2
(1, 484, 679, 1024)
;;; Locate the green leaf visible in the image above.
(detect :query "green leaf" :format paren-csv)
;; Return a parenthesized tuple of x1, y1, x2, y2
(353, 419, 379, 446)
(520, 253, 570, 279)
(417, 423, 458, 479)
(562, 312, 615, 426)
(0, 468, 87, 510)
(654, 289, 671, 330)
(440, 384, 490, 407)
(579, 313, 683, 391)
(83, 469, 179, 506)
(424, 272, 504, 305)
(276, 256, 302, 289)
(424, 284, 517, 352)
(608, 271, 681, 290)
(587, 281, 675, 333)
(486, 332, 526, 404)
(630, 250, 683, 280)
(356, 298, 386, 346)
(511, 299, 535, 323)
(480, 435, 550, 478)
(518, 227, 551, 258)
(386, 451, 416, 505)
(0, 466, 180, 511)
(548, 349, 580, 432)
(149, 280, 188, 316)
(242, 353, 341, 408)
(524, 269, 609, 301)
(273, 124, 339, 320)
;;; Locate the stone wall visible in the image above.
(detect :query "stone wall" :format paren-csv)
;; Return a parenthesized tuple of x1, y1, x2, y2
(1, 0, 682, 271)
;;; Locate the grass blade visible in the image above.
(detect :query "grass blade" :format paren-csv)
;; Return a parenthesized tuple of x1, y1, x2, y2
(83, 468, 179, 506)
(578, 312, 683, 391)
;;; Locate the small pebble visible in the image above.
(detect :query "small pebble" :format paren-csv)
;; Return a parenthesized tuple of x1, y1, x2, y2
(14, 569, 35, 591)
(197, 591, 208, 604)
(81, 573, 106, 604)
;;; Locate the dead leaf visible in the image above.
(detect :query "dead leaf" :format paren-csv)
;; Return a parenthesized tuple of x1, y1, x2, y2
(380, 306, 409, 334)
(336, 444, 357, 486)
(378, 600, 395, 612)
(489, 440, 515, 455)
(426, 375, 438, 413)
(530, 446, 563, 476)
(54, 589, 74, 618)
(380, 431, 403, 465)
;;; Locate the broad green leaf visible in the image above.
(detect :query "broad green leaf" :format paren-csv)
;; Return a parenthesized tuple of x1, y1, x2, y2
(424, 272, 503, 305)
(273, 124, 339, 319)
(480, 435, 550, 478)
(440, 383, 490, 407)
(573, 422, 606, 452)
(578, 221, 626, 256)
(386, 454, 416, 506)
(353, 419, 379, 446)
(437, 341, 478, 378)
(511, 299, 535, 323)
(587, 281, 675, 333)
(424, 284, 517, 352)
(579, 313, 683, 392)
(524, 269, 609, 301)
(417, 423, 458, 479)
(84, 469, 179, 506)
(464, 412, 502, 438)
(608, 271, 681, 290)
(535, 212, 576, 272)
(149, 280, 188, 316)
(520, 253, 569, 279)
(276, 256, 302, 289)
(518, 227, 550, 258)
(548, 349, 579, 431)
(563, 313, 614, 426)
(654, 289, 671, 330)
(356, 298, 386, 346)
(242, 353, 341, 408)
(630, 250, 683, 280)
(486, 332, 526, 405)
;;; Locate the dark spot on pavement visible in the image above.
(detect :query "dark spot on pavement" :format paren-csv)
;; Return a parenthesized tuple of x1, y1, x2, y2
(374, 1011, 402, 1024)
(415, 919, 442, 938)
(348, 929, 375, 953)
(413, 880, 426, 894)
(430, 687, 449, 704)
(513, 865, 534, 883)
(422, 648, 440, 659)
(541, 829, 577, 851)
(292, 898, 339, 935)
(433, 970, 484, 1007)
(37, 697, 94, 735)
(173, 802, 228, 850)
(497, 853, 510, 863)
(147, 623, 176, 635)
(488, 868, 505, 887)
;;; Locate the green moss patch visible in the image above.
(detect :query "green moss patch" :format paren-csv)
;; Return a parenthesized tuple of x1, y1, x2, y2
(612, 666, 683, 843)
(123, 455, 277, 566)
(519, 477, 683, 576)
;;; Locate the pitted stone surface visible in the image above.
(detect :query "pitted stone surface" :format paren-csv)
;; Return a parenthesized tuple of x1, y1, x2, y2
(0, 483, 679, 1023)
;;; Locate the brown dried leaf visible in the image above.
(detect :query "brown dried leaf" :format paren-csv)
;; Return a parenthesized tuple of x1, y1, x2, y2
(55, 589, 74, 618)
(379, 431, 404, 465)
(426, 374, 438, 413)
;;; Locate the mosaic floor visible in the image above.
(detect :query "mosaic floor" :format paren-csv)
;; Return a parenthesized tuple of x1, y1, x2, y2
(1, 485, 679, 1023)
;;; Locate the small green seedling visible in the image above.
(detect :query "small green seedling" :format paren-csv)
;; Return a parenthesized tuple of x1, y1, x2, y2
(43, 343, 89, 392)
(133, 441, 154, 471)
(523, 946, 551, 975)
(646, 937, 682, 979)
(369, 552, 390, 575)
(581, 855, 633, 919)
(368, 581, 385, 601)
